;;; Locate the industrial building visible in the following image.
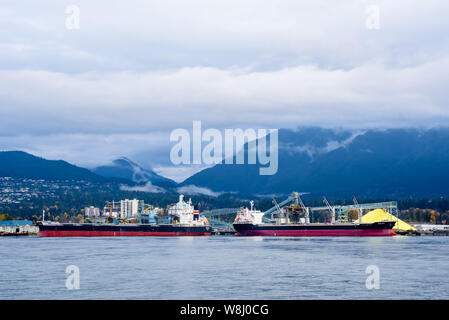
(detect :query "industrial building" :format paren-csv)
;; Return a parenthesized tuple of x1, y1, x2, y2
(0, 220, 38, 235)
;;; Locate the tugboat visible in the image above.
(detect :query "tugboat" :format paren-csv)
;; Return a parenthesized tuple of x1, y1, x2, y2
(233, 197, 396, 237)
(37, 195, 212, 237)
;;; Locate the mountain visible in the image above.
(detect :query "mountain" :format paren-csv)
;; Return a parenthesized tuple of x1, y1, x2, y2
(93, 157, 177, 188)
(0, 151, 110, 181)
(182, 127, 449, 199)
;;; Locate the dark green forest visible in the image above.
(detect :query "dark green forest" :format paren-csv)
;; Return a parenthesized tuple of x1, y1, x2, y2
(2, 184, 449, 225)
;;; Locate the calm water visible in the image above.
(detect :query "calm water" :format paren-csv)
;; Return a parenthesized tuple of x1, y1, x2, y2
(1, 236, 448, 300)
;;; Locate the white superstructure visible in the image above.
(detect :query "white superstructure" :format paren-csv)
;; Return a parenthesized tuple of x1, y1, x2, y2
(168, 195, 208, 226)
(234, 201, 264, 224)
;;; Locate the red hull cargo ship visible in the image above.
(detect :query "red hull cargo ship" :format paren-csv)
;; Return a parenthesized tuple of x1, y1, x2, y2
(37, 222, 211, 237)
(38, 195, 211, 237)
(233, 198, 396, 237)
(233, 221, 396, 237)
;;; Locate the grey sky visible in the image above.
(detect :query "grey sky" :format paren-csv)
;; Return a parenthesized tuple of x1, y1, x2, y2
(1, 1, 449, 179)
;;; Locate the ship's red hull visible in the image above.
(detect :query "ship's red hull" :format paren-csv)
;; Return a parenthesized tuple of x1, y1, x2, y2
(37, 222, 212, 237)
(38, 230, 212, 237)
(235, 229, 395, 237)
(233, 221, 396, 237)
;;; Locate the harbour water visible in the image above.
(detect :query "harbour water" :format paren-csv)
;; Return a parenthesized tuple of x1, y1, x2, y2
(1, 236, 448, 300)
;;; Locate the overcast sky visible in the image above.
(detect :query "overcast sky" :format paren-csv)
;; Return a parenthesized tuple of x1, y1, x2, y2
(1, 1, 449, 179)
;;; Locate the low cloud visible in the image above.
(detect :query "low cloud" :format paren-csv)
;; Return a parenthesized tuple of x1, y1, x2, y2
(1, 58, 449, 141)
(284, 131, 365, 158)
(1, 0, 449, 174)
(323, 132, 364, 153)
(120, 182, 166, 193)
(153, 165, 213, 183)
(176, 185, 223, 197)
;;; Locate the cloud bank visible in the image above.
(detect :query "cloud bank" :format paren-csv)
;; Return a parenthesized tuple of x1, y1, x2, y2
(176, 185, 224, 197)
(119, 181, 166, 193)
(1, 0, 449, 178)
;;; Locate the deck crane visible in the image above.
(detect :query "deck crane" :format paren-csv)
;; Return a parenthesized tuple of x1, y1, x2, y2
(272, 198, 283, 222)
(297, 194, 310, 224)
(353, 196, 363, 223)
(323, 197, 336, 224)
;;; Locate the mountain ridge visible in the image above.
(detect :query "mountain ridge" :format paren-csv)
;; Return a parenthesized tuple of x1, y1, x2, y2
(0, 151, 117, 182)
(182, 127, 449, 198)
(92, 157, 177, 188)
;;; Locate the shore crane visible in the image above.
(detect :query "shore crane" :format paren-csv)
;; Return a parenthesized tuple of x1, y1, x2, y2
(323, 197, 336, 224)
(262, 192, 313, 224)
(263, 192, 300, 222)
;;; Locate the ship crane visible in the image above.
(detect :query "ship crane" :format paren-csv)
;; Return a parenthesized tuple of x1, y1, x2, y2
(272, 198, 283, 222)
(297, 194, 310, 224)
(323, 197, 336, 224)
(353, 196, 363, 224)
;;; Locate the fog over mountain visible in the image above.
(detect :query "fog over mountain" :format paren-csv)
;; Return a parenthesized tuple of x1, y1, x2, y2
(1, 127, 449, 199)
(183, 127, 449, 198)
(93, 157, 176, 185)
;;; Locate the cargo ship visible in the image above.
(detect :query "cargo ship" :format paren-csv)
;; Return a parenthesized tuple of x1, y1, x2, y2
(233, 221, 396, 236)
(233, 199, 396, 237)
(38, 195, 212, 237)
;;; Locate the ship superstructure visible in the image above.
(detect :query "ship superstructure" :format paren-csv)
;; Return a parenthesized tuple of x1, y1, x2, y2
(234, 201, 264, 224)
(168, 195, 208, 226)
